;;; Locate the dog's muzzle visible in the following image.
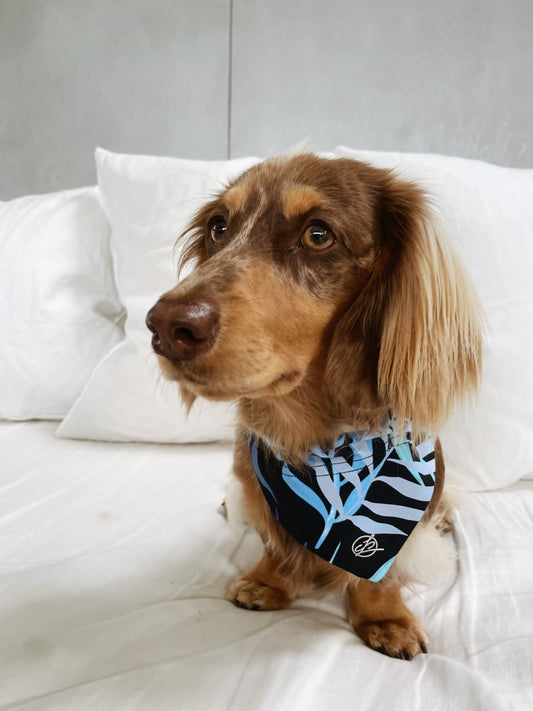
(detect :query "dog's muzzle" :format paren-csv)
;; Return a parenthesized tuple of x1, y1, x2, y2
(146, 298, 219, 361)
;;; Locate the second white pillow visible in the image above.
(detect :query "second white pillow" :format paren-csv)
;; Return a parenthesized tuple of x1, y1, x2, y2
(58, 149, 260, 443)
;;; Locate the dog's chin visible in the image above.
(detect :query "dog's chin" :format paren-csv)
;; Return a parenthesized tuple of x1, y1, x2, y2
(156, 355, 303, 401)
(177, 370, 304, 402)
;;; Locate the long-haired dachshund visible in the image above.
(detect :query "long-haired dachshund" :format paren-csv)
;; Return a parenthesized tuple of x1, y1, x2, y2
(146, 154, 483, 660)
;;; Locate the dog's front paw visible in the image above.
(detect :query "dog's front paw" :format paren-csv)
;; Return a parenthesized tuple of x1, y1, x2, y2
(356, 617, 429, 660)
(228, 576, 290, 611)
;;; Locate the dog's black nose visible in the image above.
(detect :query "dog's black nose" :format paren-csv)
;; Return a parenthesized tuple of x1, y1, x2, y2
(146, 299, 219, 360)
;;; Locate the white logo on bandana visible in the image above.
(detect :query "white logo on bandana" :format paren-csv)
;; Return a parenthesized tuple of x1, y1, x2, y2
(352, 534, 384, 558)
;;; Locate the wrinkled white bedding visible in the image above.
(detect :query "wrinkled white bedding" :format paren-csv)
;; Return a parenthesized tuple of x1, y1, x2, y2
(1, 421, 532, 711)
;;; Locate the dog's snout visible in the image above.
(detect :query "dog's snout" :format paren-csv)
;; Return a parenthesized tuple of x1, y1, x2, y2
(146, 299, 219, 360)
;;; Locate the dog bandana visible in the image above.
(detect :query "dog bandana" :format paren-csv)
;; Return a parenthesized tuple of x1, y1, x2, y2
(249, 422, 436, 582)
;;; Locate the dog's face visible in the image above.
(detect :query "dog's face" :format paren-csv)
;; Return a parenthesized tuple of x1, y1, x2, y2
(146, 156, 382, 402)
(147, 154, 483, 431)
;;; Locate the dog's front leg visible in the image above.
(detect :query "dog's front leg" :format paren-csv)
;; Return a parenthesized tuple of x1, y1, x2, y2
(228, 551, 295, 611)
(228, 430, 313, 611)
(347, 578, 429, 660)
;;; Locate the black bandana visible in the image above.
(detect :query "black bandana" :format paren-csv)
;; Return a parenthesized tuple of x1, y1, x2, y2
(249, 422, 436, 581)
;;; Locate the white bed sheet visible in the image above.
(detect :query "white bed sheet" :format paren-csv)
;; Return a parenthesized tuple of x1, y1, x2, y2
(1, 421, 532, 711)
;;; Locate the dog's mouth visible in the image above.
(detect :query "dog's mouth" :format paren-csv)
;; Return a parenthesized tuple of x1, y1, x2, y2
(153, 343, 212, 367)
(157, 352, 303, 400)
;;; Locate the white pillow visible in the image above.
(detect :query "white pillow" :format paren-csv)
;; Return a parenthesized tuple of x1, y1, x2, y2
(335, 147, 533, 490)
(57, 149, 260, 443)
(0, 187, 124, 420)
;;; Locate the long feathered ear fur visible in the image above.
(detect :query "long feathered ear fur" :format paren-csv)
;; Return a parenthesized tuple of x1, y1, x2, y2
(326, 171, 484, 434)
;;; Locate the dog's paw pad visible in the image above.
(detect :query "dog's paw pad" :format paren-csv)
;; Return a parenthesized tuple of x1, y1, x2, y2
(228, 577, 289, 611)
(357, 619, 429, 660)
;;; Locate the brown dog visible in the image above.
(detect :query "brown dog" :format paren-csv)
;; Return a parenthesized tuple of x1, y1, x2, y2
(146, 154, 483, 660)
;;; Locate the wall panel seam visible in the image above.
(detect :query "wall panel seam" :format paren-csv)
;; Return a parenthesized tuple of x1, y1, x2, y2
(227, 0, 234, 159)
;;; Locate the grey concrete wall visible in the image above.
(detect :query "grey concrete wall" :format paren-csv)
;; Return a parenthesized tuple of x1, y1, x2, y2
(0, 0, 230, 198)
(1, 0, 532, 198)
(231, 0, 533, 164)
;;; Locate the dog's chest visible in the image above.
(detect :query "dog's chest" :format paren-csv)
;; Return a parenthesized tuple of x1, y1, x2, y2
(249, 423, 436, 581)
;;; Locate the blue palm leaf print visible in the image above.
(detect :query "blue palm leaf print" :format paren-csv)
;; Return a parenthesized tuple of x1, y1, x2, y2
(281, 463, 329, 522)
(314, 466, 344, 515)
(369, 556, 396, 582)
(332, 455, 362, 498)
(348, 515, 407, 536)
(250, 420, 436, 581)
(377, 475, 434, 501)
(250, 441, 278, 507)
(361, 500, 425, 521)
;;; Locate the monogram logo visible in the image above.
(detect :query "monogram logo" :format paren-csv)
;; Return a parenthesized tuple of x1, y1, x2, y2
(352, 534, 384, 558)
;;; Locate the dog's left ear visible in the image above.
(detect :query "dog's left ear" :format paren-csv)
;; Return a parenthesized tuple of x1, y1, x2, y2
(326, 171, 484, 433)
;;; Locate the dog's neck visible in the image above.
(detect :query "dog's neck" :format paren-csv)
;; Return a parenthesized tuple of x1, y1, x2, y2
(238, 371, 389, 461)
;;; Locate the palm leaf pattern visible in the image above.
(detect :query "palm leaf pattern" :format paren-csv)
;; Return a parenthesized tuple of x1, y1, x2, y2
(249, 420, 436, 581)
(309, 425, 433, 550)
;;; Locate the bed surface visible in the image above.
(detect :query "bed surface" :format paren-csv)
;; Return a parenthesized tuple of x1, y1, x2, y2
(1, 421, 531, 711)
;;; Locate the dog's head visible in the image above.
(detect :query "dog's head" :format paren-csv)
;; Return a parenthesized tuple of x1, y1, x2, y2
(147, 154, 483, 434)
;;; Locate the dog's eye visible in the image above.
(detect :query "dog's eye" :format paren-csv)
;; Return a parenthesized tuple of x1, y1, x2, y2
(301, 224, 336, 251)
(209, 217, 228, 245)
